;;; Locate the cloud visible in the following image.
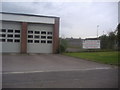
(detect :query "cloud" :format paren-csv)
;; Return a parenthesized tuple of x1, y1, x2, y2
(1, 2, 118, 38)
(2, 2, 36, 13)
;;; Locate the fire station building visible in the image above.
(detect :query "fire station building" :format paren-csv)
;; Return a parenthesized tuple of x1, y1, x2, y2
(0, 12, 59, 54)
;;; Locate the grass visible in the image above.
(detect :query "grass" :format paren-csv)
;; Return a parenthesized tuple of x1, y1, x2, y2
(63, 51, 119, 65)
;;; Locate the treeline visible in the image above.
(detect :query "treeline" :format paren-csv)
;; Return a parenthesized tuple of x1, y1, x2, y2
(99, 24, 119, 50)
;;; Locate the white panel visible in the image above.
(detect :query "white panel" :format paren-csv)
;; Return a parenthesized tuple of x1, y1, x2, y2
(1, 43, 21, 53)
(27, 23, 53, 53)
(0, 21, 21, 53)
(28, 23, 53, 31)
(83, 40, 101, 49)
(2, 21, 21, 29)
(27, 44, 52, 53)
(1, 13, 55, 24)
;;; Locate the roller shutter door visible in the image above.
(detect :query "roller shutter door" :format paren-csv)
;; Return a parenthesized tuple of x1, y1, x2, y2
(0, 21, 21, 53)
(27, 23, 53, 53)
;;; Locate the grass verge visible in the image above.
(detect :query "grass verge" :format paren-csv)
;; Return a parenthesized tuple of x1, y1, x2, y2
(63, 51, 119, 66)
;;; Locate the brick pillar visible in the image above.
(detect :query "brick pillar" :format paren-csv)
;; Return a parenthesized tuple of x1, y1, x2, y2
(21, 22, 27, 53)
(53, 17, 60, 53)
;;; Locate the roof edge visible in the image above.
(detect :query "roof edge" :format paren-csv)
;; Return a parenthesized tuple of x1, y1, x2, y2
(0, 12, 59, 18)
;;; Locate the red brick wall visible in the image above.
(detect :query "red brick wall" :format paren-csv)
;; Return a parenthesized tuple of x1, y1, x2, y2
(53, 17, 60, 53)
(21, 22, 27, 53)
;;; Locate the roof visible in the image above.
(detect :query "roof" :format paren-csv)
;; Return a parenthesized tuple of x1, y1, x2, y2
(0, 12, 59, 19)
(85, 38, 98, 40)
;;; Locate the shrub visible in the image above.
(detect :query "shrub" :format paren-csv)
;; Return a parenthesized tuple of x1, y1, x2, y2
(58, 38, 68, 53)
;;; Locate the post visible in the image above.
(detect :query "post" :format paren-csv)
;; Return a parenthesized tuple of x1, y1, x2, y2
(97, 25, 99, 38)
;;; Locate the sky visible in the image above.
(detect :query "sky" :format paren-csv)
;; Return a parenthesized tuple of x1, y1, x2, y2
(1, 1, 118, 39)
(118, 1, 120, 23)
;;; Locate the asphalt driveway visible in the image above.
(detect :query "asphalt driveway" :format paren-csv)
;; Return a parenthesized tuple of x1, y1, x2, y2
(2, 54, 118, 88)
(2, 54, 116, 73)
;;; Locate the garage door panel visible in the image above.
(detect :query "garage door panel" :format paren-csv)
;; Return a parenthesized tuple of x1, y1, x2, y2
(27, 23, 53, 53)
(0, 21, 21, 53)
(27, 44, 52, 53)
(28, 24, 53, 31)
(2, 21, 21, 29)
(2, 43, 21, 53)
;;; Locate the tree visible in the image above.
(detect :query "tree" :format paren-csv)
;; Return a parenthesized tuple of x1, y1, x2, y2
(99, 31, 117, 50)
(108, 32, 116, 49)
(117, 23, 120, 50)
(99, 35, 108, 49)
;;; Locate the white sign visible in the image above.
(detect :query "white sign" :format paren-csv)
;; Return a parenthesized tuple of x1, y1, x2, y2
(83, 40, 100, 49)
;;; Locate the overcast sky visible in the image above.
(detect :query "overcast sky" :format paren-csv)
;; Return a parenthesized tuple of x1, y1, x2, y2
(1, 1, 118, 39)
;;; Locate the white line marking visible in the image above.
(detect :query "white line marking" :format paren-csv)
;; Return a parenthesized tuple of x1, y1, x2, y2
(1, 67, 116, 75)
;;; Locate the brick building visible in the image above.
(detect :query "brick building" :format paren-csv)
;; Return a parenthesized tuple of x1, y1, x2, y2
(0, 12, 59, 54)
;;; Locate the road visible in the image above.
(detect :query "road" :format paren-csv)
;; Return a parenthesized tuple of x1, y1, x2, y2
(3, 68, 118, 88)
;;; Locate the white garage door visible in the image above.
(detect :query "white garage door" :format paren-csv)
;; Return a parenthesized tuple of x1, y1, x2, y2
(27, 23, 53, 53)
(0, 21, 21, 53)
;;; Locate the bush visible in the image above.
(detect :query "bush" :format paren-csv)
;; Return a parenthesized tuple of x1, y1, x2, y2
(58, 38, 68, 53)
(59, 44, 66, 53)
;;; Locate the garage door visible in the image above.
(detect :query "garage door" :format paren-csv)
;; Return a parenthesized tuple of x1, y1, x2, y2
(0, 21, 21, 53)
(27, 23, 53, 53)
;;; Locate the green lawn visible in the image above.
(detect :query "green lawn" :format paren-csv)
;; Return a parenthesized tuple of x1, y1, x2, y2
(63, 51, 119, 65)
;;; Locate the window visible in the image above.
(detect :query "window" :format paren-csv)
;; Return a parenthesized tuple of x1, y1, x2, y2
(8, 29, 13, 33)
(41, 31, 46, 34)
(34, 40, 39, 43)
(47, 40, 52, 44)
(28, 31, 33, 34)
(34, 35, 39, 39)
(47, 32, 52, 35)
(15, 30, 20, 33)
(28, 40, 33, 43)
(35, 31, 40, 34)
(47, 36, 52, 39)
(7, 39, 13, 42)
(14, 39, 20, 42)
(15, 35, 20, 38)
(0, 34, 6, 37)
(28, 35, 33, 38)
(7, 34, 13, 37)
(0, 39, 5, 42)
(41, 36, 46, 39)
(41, 40, 46, 43)
(2, 34, 6, 37)
(1, 29, 6, 32)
